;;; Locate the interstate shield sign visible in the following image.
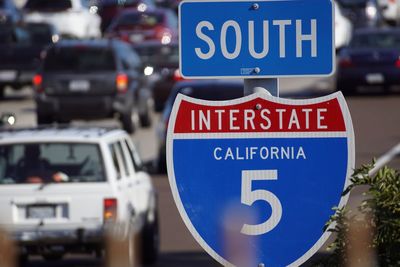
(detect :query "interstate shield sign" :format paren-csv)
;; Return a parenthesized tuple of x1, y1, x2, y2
(167, 92, 354, 266)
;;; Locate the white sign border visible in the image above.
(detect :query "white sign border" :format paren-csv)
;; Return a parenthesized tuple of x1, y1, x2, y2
(178, 0, 336, 79)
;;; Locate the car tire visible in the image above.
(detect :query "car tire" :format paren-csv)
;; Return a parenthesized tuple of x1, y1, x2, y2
(139, 113, 152, 128)
(37, 114, 53, 125)
(0, 86, 5, 99)
(121, 108, 138, 134)
(141, 209, 159, 265)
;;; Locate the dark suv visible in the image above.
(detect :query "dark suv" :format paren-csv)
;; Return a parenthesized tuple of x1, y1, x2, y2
(35, 39, 148, 133)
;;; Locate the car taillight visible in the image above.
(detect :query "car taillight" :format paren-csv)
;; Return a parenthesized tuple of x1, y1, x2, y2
(395, 59, 400, 68)
(33, 74, 44, 93)
(173, 69, 184, 81)
(104, 198, 117, 222)
(116, 74, 128, 93)
(155, 26, 172, 44)
(339, 58, 353, 68)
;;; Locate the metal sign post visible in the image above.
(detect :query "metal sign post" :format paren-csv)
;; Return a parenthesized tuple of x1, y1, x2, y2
(244, 78, 279, 97)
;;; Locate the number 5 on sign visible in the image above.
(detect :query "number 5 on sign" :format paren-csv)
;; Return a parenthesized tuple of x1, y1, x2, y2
(241, 170, 282, 236)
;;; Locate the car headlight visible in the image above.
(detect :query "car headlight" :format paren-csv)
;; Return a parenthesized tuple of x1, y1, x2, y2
(144, 66, 154, 76)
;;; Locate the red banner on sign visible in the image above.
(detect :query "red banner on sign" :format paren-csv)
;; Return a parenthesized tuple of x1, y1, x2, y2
(174, 97, 346, 133)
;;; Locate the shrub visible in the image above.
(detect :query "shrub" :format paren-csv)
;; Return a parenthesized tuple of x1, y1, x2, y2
(321, 161, 400, 266)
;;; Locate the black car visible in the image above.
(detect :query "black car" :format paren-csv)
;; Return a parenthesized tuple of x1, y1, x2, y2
(156, 80, 244, 172)
(35, 39, 150, 133)
(0, 22, 58, 98)
(133, 41, 180, 112)
(336, 28, 400, 95)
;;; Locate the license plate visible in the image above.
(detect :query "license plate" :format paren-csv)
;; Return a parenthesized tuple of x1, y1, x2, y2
(27, 205, 56, 219)
(130, 34, 144, 43)
(0, 70, 17, 81)
(69, 80, 90, 92)
(366, 73, 384, 84)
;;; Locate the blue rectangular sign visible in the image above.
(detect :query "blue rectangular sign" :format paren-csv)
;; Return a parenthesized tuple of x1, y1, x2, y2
(179, 0, 335, 78)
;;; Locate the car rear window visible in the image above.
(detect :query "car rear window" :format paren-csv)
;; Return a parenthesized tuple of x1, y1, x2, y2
(0, 143, 106, 184)
(351, 33, 400, 48)
(44, 47, 116, 72)
(115, 11, 164, 28)
(134, 44, 178, 66)
(25, 0, 72, 11)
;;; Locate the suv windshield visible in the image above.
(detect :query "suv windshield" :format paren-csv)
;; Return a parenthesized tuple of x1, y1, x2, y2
(0, 143, 106, 184)
(25, 0, 72, 11)
(44, 47, 116, 72)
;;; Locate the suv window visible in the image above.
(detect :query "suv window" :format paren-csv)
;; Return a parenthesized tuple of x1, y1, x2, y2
(125, 139, 142, 172)
(44, 47, 116, 72)
(116, 141, 130, 176)
(0, 143, 106, 184)
(25, 0, 73, 11)
(109, 143, 122, 179)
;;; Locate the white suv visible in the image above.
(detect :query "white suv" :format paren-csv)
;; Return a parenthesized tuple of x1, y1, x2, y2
(0, 127, 158, 264)
(23, 0, 101, 39)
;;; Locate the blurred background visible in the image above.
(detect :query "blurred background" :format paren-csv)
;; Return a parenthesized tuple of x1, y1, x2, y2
(0, 0, 400, 266)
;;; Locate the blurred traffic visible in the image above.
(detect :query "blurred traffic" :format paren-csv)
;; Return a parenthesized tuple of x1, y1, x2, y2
(0, 0, 400, 266)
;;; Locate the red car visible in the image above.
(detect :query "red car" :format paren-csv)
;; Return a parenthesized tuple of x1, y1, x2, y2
(105, 8, 178, 45)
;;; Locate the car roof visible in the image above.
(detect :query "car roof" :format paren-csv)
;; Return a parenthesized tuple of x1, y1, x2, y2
(0, 127, 127, 143)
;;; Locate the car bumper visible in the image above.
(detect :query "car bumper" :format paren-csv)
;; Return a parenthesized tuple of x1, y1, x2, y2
(336, 68, 400, 93)
(36, 94, 133, 120)
(0, 70, 35, 88)
(13, 228, 103, 245)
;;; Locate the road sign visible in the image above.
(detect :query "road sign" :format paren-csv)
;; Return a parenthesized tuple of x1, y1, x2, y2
(179, 0, 335, 78)
(167, 92, 354, 266)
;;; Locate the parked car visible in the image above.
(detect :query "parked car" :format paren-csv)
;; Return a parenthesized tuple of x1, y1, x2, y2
(34, 39, 152, 133)
(0, 22, 58, 99)
(23, 0, 101, 39)
(105, 8, 178, 45)
(133, 41, 180, 112)
(156, 80, 244, 172)
(0, 0, 22, 24)
(336, 28, 400, 94)
(335, 1, 353, 50)
(378, 0, 400, 25)
(337, 0, 385, 28)
(96, 0, 156, 32)
(0, 127, 159, 264)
